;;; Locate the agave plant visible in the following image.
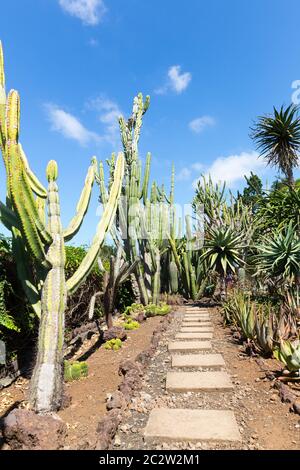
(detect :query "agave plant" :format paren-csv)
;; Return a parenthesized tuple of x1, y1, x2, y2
(222, 290, 255, 340)
(253, 222, 300, 287)
(251, 104, 300, 186)
(254, 304, 274, 355)
(201, 226, 244, 297)
(273, 339, 300, 374)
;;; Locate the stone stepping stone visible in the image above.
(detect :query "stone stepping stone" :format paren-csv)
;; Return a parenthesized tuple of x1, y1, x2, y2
(144, 408, 241, 443)
(168, 341, 211, 352)
(184, 316, 210, 321)
(181, 326, 213, 333)
(166, 371, 233, 391)
(172, 353, 225, 369)
(185, 307, 208, 312)
(182, 322, 212, 328)
(183, 316, 210, 322)
(175, 332, 213, 340)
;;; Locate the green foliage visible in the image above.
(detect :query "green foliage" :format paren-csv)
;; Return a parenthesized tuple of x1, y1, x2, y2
(123, 318, 140, 330)
(252, 222, 300, 287)
(256, 185, 300, 232)
(201, 226, 245, 277)
(251, 104, 300, 185)
(222, 290, 255, 340)
(145, 302, 171, 317)
(236, 172, 263, 213)
(104, 338, 123, 351)
(273, 340, 300, 373)
(64, 360, 88, 382)
(123, 303, 145, 318)
(0, 279, 20, 332)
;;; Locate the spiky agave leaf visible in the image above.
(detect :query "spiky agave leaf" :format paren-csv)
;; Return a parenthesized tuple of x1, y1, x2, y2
(252, 222, 300, 285)
(201, 225, 245, 277)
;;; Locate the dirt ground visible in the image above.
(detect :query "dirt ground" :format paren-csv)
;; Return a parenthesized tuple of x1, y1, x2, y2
(112, 308, 300, 450)
(0, 316, 162, 450)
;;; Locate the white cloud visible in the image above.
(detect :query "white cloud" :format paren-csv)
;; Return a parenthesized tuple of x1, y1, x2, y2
(155, 65, 192, 95)
(189, 116, 215, 134)
(168, 65, 192, 94)
(45, 104, 100, 146)
(88, 96, 122, 145)
(192, 151, 264, 188)
(176, 167, 192, 181)
(191, 162, 204, 172)
(59, 0, 106, 25)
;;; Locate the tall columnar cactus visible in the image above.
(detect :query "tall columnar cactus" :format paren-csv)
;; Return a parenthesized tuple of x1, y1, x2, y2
(0, 43, 124, 412)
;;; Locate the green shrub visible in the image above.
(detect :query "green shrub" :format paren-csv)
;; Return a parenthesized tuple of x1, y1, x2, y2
(104, 338, 123, 351)
(123, 303, 145, 319)
(124, 318, 140, 330)
(145, 302, 171, 317)
(64, 360, 89, 382)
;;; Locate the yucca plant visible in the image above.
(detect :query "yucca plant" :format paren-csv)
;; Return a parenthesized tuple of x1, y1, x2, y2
(201, 226, 244, 297)
(253, 222, 300, 288)
(251, 104, 300, 186)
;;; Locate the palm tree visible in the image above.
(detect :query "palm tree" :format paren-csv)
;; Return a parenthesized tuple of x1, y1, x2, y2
(251, 105, 300, 186)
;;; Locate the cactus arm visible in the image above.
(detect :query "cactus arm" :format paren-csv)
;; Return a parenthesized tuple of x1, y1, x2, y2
(63, 158, 96, 242)
(19, 144, 47, 198)
(0, 41, 6, 153)
(117, 258, 140, 285)
(88, 291, 103, 320)
(141, 152, 151, 203)
(96, 161, 108, 205)
(168, 235, 181, 272)
(6, 91, 52, 262)
(11, 230, 42, 318)
(36, 196, 46, 226)
(66, 153, 124, 295)
(0, 200, 20, 230)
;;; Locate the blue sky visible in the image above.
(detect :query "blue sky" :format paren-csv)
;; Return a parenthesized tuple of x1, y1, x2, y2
(1, 0, 300, 244)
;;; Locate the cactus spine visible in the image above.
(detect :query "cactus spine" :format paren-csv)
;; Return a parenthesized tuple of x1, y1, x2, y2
(0, 43, 124, 412)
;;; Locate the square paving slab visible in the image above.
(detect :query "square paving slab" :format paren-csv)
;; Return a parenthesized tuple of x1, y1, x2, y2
(184, 316, 210, 321)
(172, 353, 225, 369)
(168, 341, 212, 352)
(175, 332, 213, 340)
(166, 371, 233, 391)
(144, 408, 241, 442)
(182, 322, 212, 328)
(181, 326, 213, 333)
(185, 309, 209, 312)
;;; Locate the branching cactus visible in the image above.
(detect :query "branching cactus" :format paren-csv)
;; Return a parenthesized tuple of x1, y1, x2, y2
(0, 43, 124, 412)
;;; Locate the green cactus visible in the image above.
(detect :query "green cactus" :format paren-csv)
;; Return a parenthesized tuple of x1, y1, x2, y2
(0, 43, 124, 413)
(123, 318, 140, 330)
(64, 361, 88, 382)
(104, 338, 123, 351)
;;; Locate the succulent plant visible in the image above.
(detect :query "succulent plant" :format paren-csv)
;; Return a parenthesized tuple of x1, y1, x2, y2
(0, 43, 124, 412)
(64, 361, 88, 382)
(104, 338, 123, 351)
(273, 339, 300, 373)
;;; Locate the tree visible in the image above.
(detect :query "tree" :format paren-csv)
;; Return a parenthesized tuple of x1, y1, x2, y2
(251, 105, 300, 186)
(236, 172, 263, 213)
